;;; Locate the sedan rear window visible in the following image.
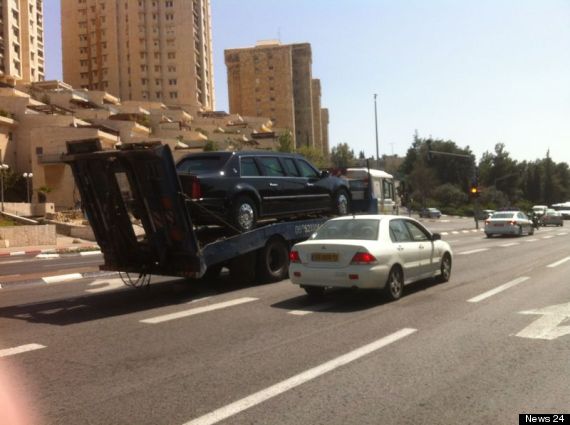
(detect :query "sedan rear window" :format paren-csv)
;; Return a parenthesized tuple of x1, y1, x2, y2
(176, 156, 227, 174)
(491, 213, 515, 219)
(312, 219, 380, 240)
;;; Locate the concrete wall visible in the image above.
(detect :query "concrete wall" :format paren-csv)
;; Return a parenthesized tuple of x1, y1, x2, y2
(0, 224, 56, 248)
(2, 202, 55, 216)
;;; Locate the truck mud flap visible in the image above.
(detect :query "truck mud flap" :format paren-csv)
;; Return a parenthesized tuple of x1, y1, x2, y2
(63, 141, 203, 277)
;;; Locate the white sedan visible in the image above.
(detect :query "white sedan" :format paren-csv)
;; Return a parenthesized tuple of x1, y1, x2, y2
(484, 211, 534, 237)
(289, 215, 453, 300)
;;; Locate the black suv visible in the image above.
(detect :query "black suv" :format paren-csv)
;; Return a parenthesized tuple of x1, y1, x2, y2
(176, 151, 351, 232)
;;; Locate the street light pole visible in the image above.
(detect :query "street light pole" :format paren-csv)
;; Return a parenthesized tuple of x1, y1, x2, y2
(0, 163, 9, 212)
(23, 172, 33, 204)
(374, 93, 379, 169)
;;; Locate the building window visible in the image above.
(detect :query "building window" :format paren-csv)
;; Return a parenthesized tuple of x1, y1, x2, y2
(168, 79, 177, 85)
(167, 52, 175, 59)
(141, 78, 148, 85)
(156, 91, 162, 98)
(155, 65, 161, 72)
(168, 65, 176, 72)
(155, 79, 161, 85)
(169, 92, 178, 99)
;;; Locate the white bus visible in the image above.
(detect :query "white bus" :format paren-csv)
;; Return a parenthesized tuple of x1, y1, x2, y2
(344, 168, 397, 214)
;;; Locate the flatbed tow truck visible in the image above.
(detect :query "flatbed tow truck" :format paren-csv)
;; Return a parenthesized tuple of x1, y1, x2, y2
(63, 139, 377, 285)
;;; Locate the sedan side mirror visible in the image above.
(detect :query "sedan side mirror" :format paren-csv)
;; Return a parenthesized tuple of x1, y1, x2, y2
(432, 233, 442, 241)
(320, 170, 330, 178)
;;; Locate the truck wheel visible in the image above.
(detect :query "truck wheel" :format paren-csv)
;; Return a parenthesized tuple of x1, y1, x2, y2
(333, 189, 350, 215)
(256, 237, 289, 283)
(231, 196, 257, 232)
(229, 252, 257, 284)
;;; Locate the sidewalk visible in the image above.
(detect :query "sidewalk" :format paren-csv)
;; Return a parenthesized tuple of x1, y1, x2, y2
(0, 235, 100, 257)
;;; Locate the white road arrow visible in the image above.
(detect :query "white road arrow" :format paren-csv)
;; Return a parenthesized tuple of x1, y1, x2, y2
(516, 302, 570, 340)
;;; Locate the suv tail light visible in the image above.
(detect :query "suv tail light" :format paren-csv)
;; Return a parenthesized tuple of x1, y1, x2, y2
(289, 250, 301, 263)
(190, 176, 202, 199)
(350, 252, 377, 265)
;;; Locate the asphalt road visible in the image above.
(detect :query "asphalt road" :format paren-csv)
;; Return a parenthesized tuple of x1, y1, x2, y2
(1, 224, 569, 425)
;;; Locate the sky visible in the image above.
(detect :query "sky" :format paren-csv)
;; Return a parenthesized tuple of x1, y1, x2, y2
(46, 0, 570, 164)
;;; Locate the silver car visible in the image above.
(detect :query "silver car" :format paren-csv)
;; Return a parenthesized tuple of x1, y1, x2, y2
(485, 211, 534, 237)
(542, 209, 563, 226)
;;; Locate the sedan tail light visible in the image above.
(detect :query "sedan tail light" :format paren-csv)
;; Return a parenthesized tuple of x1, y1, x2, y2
(350, 252, 377, 265)
(190, 176, 202, 199)
(289, 250, 301, 263)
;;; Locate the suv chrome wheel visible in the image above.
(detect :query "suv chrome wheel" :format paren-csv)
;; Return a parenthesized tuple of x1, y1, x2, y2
(335, 190, 350, 215)
(238, 203, 254, 230)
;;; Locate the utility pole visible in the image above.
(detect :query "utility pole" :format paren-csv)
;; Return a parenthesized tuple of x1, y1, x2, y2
(374, 93, 379, 169)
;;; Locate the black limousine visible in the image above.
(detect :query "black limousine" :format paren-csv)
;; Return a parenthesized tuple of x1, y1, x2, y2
(176, 151, 351, 232)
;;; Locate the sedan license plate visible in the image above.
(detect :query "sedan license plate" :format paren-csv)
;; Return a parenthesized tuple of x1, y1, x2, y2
(494, 223, 504, 227)
(311, 252, 339, 262)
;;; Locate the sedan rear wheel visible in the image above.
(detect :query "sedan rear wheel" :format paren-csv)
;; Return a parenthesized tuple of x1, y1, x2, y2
(334, 189, 350, 215)
(231, 196, 257, 232)
(384, 266, 404, 300)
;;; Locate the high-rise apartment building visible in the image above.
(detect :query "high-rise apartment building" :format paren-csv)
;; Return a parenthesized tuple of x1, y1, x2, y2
(61, 0, 215, 111)
(225, 41, 328, 151)
(0, 0, 45, 83)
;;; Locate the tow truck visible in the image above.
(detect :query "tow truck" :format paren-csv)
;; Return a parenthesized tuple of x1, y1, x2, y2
(62, 139, 378, 285)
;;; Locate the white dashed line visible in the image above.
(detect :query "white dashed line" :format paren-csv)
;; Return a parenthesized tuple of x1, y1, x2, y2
(499, 243, 519, 247)
(557, 232, 568, 236)
(458, 248, 489, 255)
(288, 302, 338, 316)
(471, 230, 478, 233)
(525, 239, 538, 242)
(0, 343, 46, 358)
(36, 253, 60, 259)
(452, 231, 459, 234)
(467, 277, 530, 303)
(441, 232, 449, 236)
(140, 297, 258, 324)
(182, 328, 417, 425)
(542, 236, 554, 239)
(80, 250, 102, 256)
(42, 273, 83, 284)
(462, 230, 470, 234)
(547, 257, 570, 268)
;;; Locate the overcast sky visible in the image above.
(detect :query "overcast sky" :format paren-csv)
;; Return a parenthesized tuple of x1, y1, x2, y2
(46, 0, 570, 164)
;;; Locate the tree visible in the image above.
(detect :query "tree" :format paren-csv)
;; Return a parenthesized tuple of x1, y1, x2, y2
(297, 146, 329, 169)
(203, 140, 218, 151)
(330, 143, 355, 168)
(277, 130, 294, 153)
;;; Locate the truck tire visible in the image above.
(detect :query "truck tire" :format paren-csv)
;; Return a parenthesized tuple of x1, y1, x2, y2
(256, 237, 289, 283)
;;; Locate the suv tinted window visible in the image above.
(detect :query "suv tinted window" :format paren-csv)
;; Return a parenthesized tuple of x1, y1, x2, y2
(177, 156, 226, 174)
(282, 158, 300, 177)
(241, 157, 261, 176)
(259, 157, 285, 176)
(297, 159, 319, 178)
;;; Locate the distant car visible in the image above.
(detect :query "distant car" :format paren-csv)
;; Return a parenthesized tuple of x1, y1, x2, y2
(419, 208, 442, 219)
(289, 215, 453, 300)
(176, 151, 351, 232)
(475, 209, 495, 220)
(532, 205, 548, 218)
(485, 211, 534, 237)
(542, 209, 563, 227)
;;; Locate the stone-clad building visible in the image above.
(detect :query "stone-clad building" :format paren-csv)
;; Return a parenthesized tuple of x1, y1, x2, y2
(61, 0, 215, 112)
(0, 0, 45, 84)
(225, 41, 329, 153)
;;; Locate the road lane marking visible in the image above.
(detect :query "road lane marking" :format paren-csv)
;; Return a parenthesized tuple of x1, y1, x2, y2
(517, 302, 570, 340)
(0, 343, 46, 358)
(525, 239, 538, 242)
(36, 253, 60, 259)
(441, 232, 449, 235)
(462, 230, 470, 233)
(499, 243, 519, 247)
(183, 328, 417, 425)
(542, 235, 554, 239)
(458, 248, 489, 255)
(467, 276, 530, 303)
(288, 302, 338, 316)
(547, 257, 570, 268)
(452, 231, 459, 234)
(80, 250, 102, 256)
(141, 297, 258, 324)
(42, 273, 83, 284)
(557, 232, 568, 236)
(471, 230, 478, 233)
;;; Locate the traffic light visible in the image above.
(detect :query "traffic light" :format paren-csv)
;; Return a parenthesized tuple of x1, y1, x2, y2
(469, 185, 480, 198)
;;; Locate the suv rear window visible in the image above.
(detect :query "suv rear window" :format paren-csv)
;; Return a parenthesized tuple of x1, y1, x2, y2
(176, 156, 228, 174)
